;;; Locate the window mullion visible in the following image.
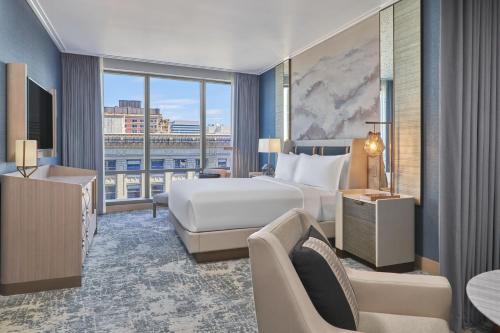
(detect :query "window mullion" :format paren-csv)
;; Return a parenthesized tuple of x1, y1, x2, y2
(144, 75, 151, 198)
(200, 80, 206, 170)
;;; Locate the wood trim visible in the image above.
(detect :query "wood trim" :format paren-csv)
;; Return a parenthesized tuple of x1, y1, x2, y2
(415, 255, 440, 275)
(192, 248, 249, 263)
(106, 202, 152, 213)
(7, 63, 28, 162)
(0, 276, 81, 295)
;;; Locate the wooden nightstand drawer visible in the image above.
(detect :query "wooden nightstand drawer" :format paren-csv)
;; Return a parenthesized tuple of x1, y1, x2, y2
(343, 214, 376, 263)
(343, 198, 375, 222)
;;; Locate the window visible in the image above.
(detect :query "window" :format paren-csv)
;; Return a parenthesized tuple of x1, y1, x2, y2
(151, 184, 164, 196)
(151, 159, 164, 170)
(104, 73, 145, 202)
(127, 184, 141, 199)
(218, 158, 227, 168)
(127, 159, 142, 171)
(174, 159, 187, 169)
(105, 160, 116, 171)
(105, 185, 117, 200)
(103, 71, 232, 203)
(150, 77, 201, 180)
(205, 82, 232, 169)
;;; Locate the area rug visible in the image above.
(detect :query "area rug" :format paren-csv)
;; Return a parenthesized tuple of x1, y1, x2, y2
(0, 209, 490, 332)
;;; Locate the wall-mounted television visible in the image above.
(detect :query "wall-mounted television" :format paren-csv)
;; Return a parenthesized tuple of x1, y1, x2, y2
(27, 78, 53, 150)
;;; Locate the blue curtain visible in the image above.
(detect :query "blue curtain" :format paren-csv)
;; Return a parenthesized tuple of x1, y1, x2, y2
(61, 53, 104, 214)
(232, 73, 260, 178)
(439, 0, 500, 331)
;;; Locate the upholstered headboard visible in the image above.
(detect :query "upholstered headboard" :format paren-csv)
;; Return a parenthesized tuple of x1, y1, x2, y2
(291, 139, 368, 189)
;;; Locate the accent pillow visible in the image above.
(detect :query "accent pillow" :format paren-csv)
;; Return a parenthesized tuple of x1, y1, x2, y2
(274, 152, 300, 181)
(293, 154, 348, 190)
(291, 226, 359, 330)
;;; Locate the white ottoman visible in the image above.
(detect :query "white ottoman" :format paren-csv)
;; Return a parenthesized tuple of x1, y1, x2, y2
(153, 192, 169, 218)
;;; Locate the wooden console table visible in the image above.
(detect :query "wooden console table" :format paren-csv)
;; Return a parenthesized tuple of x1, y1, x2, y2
(0, 165, 97, 295)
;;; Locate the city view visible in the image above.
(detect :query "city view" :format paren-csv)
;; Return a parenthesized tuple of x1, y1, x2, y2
(104, 74, 232, 202)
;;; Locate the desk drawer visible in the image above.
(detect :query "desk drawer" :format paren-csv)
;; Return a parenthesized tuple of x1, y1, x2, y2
(343, 198, 375, 222)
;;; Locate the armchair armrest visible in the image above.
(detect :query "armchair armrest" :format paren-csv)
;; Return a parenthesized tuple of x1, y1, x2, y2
(347, 269, 451, 322)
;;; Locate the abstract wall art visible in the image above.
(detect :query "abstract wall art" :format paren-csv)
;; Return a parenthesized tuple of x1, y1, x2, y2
(291, 14, 380, 140)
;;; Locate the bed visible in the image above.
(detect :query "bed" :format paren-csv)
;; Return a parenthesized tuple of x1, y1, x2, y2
(169, 138, 368, 262)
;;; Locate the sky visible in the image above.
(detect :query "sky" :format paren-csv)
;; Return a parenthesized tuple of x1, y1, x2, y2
(103, 73, 231, 127)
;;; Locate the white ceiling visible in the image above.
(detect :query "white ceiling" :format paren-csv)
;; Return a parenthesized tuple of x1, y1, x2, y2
(29, 0, 394, 74)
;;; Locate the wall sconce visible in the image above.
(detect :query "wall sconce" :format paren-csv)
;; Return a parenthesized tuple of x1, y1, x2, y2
(15, 140, 38, 178)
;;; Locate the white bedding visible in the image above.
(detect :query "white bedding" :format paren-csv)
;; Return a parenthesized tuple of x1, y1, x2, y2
(169, 176, 337, 232)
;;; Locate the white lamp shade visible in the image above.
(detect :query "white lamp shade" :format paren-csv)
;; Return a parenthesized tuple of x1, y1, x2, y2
(258, 138, 281, 153)
(15, 140, 38, 167)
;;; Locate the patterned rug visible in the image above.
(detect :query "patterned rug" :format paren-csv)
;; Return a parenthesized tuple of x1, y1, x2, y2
(0, 209, 490, 332)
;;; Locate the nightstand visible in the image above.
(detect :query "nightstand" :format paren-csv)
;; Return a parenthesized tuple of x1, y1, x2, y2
(249, 171, 264, 178)
(335, 189, 415, 272)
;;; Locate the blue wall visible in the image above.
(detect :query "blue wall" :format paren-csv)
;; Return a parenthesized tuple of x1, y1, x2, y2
(418, 0, 441, 261)
(0, 0, 62, 173)
(258, 0, 441, 261)
(258, 67, 276, 169)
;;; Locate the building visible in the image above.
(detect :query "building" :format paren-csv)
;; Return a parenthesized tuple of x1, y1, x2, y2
(103, 100, 232, 200)
(170, 120, 200, 134)
(103, 100, 166, 134)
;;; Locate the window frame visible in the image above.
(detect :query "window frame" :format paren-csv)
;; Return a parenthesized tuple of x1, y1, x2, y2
(103, 70, 232, 205)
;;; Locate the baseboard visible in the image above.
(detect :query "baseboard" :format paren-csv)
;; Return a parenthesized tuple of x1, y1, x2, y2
(106, 202, 152, 213)
(192, 248, 249, 263)
(415, 255, 440, 275)
(0, 276, 81, 295)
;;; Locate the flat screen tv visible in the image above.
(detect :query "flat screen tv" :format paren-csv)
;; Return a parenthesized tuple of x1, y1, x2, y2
(27, 78, 53, 150)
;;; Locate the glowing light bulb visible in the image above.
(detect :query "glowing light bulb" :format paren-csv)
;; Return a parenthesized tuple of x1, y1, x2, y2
(364, 131, 385, 156)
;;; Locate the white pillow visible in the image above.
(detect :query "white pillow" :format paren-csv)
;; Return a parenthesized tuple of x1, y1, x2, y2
(338, 153, 352, 190)
(274, 152, 300, 181)
(293, 154, 348, 190)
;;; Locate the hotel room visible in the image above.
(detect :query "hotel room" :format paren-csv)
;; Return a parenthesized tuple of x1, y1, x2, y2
(0, 0, 498, 332)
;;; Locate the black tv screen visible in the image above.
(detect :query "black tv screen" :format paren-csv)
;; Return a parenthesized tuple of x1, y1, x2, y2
(27, 78, 53, 149)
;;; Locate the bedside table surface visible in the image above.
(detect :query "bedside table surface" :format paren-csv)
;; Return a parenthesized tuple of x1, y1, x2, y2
(342, 189, 413, 203)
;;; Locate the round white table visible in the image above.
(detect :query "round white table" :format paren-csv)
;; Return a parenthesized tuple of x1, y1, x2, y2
(467, 270, 500, 332)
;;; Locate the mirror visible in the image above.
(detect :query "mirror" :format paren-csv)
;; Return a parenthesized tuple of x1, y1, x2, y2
(275, 59, 291, 142)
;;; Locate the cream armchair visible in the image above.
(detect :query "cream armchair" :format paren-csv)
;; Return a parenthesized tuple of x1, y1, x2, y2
(247, 209, 452, 333)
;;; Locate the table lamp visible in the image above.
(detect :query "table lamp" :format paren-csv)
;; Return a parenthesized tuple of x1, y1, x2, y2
(364, 121, 396, 197)
(258, 138, 281, 176)
(16, 140, 38, 178)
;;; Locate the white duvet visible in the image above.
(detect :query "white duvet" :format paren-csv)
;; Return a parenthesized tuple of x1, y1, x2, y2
(169, 176, 337, 232)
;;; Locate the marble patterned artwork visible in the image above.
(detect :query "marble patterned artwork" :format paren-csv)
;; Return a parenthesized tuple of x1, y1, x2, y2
(0, 209, 491, 332)
(291, 14, 380, 140)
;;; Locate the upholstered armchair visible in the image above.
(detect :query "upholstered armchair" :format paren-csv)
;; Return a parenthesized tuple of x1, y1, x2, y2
(247, 209, 452, 333)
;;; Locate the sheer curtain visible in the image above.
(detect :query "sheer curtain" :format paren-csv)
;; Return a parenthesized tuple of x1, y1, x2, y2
(232, 73, 260, 178)
(439, 0, 500, 331)
(61, 53, 104, 214)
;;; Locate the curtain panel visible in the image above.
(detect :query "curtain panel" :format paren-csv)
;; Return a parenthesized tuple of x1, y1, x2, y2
(61, 53, 104, 214)
(232, 73, 260, 178)
(439, 0, 500, 331)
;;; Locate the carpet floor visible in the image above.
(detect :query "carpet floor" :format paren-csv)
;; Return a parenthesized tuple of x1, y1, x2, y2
(0, 209, 491, 332)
